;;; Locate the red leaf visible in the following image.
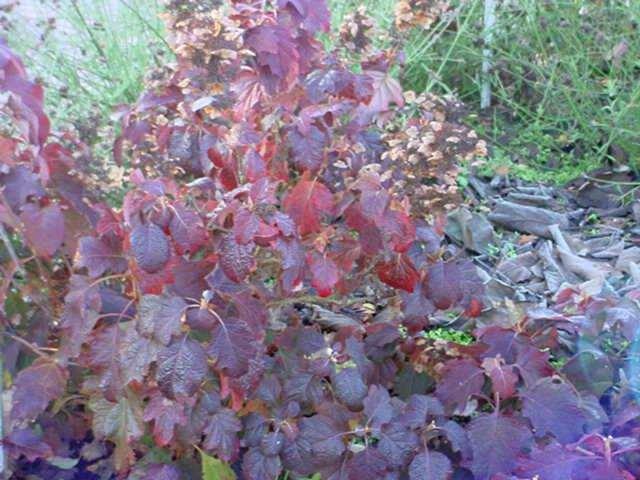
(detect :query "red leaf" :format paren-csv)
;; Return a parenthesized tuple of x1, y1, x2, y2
(307, 252, 339, 297)
(376, 253, 419, 292)
(283, 176, 334, 236)
(168, 203, 208, 254)
(423, 260, 484, 310)
(481, 356, 518, 399)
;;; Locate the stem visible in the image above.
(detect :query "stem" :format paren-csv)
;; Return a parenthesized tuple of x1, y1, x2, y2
(0, 223, 24, 276)
(481, 0, 496, 109)
(70, 0, 109, 64)
(117, 0, 172, 52)
(2, 331, 50, 360)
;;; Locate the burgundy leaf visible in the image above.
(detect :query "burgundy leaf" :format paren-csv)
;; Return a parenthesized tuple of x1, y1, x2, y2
(297, 415, 346, 468)
(435, 359, 484, 412)
(130, 223, 171, 273)
(143, 464, 182, 480)
(514, 442, 590, 480)
(2, 428, 53, 461)
(482, 356, 518, 399)
(1, 165, 45, 211)
(347, 447, 391, 479)
(75, 237, 127, 278)
(332, 366, 367, 410)
(208, 317, 256, 376)
(307, 252, 339, 297)
(90, 395, 144, 471)
(363, 385, 394, 429)
(288, 125, 327, 172)
(11, 359, 68, 421)
(278, 0, 330, 33)
(143, 392, 188, 446)
(366, 70, 404, 113)
(423, 260, 484, 310)
(242, 447, 283, 480)
(168, 203, 208, 254)
(244, 24, 301, 92)
(156, 336, 208, 399)
(120, 325, 161, 385)
(20, 203, 65, 257)
(378, 423, 420, 468)
(399, 395, 445, 429)
(276, 238, 306, 292)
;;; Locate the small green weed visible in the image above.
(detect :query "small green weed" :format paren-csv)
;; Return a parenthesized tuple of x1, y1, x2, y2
(423, 327, 474, 345)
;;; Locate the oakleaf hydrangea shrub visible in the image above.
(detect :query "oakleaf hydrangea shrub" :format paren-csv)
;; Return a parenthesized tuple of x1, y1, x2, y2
(1, 1, 638, 479)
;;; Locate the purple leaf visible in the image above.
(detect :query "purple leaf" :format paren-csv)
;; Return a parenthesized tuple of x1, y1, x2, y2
(2, 428, 53, 461)
(208, 317, 256, 377)
(242, 447, 282, 480)
(203, 408, 242, 462)
(20, 203, 65, 257)
(288, 125, 327, 172)
(11, 359, 68, 421)
(435, 359, 484, 412)
(467, 412, 532, 480)
(363, 385, 394, 429)
(219, 235, 255, 282)
(346, 447, 391, 479)
(76, 237, 127, 278)
(521, 377, 589, 443)
(142, 392, 188, 446)
(156, 336, 207, 399)
(332, 366, 367, 410)
(137, 294, 187, 346)
(130, 222, 171, 273)
(408, 450, 452, 480)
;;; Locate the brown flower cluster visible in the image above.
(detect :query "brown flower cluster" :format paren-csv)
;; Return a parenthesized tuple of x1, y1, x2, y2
(383, 93, 487, 217)
(394, 0, 452, 31)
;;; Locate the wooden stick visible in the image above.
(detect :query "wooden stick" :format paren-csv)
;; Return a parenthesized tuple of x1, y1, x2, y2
(481, 0, 497, 109)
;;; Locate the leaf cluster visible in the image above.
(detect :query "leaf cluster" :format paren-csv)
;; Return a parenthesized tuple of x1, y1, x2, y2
(1, 2, 637, 480)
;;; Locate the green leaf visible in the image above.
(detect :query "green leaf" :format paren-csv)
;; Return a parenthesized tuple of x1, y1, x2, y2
(199, 449, 236, 480)
(49, 457, 79, 469)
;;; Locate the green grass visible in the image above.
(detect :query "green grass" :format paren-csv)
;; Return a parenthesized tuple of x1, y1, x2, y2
(7, 0, 170, 140)
(330, 0, 640, 184)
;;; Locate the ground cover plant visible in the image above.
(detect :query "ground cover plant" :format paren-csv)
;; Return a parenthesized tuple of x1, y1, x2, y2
(1, 1, 640, 480)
